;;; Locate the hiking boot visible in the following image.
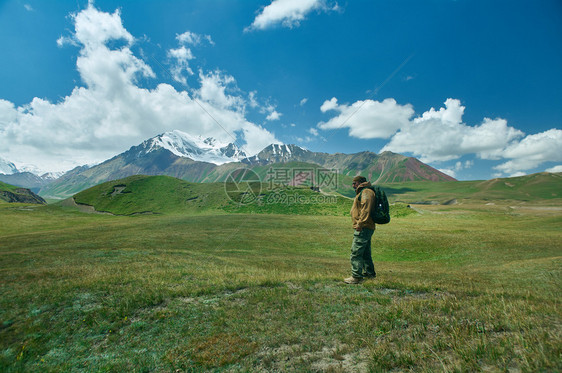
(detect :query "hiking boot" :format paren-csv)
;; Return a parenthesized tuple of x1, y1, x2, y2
(343, 276, 364, 284)
(363, 273, 376, 279)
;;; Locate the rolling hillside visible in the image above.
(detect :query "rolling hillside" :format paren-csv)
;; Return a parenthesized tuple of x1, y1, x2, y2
(70, 175, 361, 216)
(382, 172, 562, 205)
(66, 171, 562, 218)
(0, 181, 46, 204)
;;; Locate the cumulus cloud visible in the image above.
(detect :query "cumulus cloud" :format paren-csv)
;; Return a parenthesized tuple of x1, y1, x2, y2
(196, 70, 245, 110)
(266, 110, 282, 121)
(166, 31, 214, 85)
(493, 129, 562, 176)
(438, 160, 474, 179)
(546, 165, 562, 173)
(246, 0, 337, 31)
(320, 97, 338, 112)
(438, 168, 457, 178)
(167, 46, 195, 84)
(299, 97, 308, 106)
(248, 91, 259, 108)
(0, 4, 277, 173)
(241, 125, 279, 155)
(318, 97, 414, 139)
(319, 96, 560, 176)
(382, 99, 524, 162)
(176, 31, 214, 46)
(259, 104, 282, 122)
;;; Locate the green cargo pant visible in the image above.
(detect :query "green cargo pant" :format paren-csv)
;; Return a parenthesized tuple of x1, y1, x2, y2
(350, 228, 376, 278)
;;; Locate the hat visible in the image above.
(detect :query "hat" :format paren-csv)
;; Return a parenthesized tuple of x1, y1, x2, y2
(352, 175, 367, 183)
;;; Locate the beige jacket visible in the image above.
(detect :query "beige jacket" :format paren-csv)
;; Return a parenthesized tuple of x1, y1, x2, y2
(350, 182, 376, 230)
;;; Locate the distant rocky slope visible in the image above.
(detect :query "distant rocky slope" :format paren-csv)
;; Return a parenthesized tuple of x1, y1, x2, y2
(0, 181, 46, 204)
(38, 133, 456, 199)
(244, 144, 455, 183)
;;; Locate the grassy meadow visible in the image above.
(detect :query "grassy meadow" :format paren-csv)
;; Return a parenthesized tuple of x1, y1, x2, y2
(1, 186, 561, 371)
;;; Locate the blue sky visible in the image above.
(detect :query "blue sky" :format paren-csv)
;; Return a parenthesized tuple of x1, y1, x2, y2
(0, 0, 561, 180)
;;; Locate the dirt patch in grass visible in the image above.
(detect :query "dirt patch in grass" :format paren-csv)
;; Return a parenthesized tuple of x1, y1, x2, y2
(60, 198, 113, 215)
(165, 333, 257, 369)
(256, 343, 369, 373)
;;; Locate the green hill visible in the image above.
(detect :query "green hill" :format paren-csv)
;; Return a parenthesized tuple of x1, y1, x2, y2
(0, 181, 18, 193)
(0, 181, 46, 204)
(70, 172, 561, 216)
(71, 175, 358, 216)
(73, 175, 230, 215)
(379, 172, 562, 205)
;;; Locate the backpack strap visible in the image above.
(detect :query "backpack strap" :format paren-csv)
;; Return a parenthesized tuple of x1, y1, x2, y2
(357, 186, 375, 202)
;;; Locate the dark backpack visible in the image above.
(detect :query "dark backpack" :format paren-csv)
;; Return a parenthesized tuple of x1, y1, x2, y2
(359, 185, 391, 224)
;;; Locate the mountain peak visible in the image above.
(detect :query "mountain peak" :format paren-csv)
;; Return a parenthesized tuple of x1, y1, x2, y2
(0, 157, 18, 175)
(144, 130, 246, 165)
(242, 143, 311, 164)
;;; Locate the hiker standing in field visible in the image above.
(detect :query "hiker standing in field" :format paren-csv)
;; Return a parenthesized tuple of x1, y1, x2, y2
(344, 175, 377, 284)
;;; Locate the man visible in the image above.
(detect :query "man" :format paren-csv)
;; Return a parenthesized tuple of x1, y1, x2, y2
(344, 175, 377, 284)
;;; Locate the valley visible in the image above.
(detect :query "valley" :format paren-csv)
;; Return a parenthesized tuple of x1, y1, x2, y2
(0, 173, 560, 371)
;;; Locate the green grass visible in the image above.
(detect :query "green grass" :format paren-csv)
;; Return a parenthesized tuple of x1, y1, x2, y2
(73, 175, 231, 215)
(0, 182, 20, 204)
(71, 174, 418, 219)
(70, 172, 562, 217)
(0, 181, 19, 193)
(1, 199, 560, 372)
(383, 172, 562, 204)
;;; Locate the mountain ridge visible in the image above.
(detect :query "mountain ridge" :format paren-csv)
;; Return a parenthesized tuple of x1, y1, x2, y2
(7, 131, 455, 199)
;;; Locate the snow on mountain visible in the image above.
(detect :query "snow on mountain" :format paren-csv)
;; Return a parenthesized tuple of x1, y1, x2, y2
(10, 163, 58, 177)
(145, 130, 247, 165)
(243, 143, 309, 164)
(0, 157, 18, 175)
(40, 171, 67, 181)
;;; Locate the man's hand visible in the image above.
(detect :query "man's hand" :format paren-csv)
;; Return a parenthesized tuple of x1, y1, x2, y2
(355, 226, 362, 232)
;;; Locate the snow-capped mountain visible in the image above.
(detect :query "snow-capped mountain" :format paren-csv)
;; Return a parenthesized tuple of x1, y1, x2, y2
(38, 130, 456, 199)
(243, 143, 312, 164)
(0, 157, 18, 175)
(142, 130, 247, 165)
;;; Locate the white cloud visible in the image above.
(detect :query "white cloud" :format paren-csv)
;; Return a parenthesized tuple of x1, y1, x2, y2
(266, 110, 282, 121)
(260, 104, 282, 121)
(176, 31, 214, 46)
(318, 97, 414, 139)
(439, 159, 474, 178)
(196, 70, 245, 110)
(246, 0, 335, 31)
(248, 91, 259, 108)
(438, 168, 456, 178)
(493, 129, 562, 175)
(0, 4, 277, 173)
(382, 99, 524, 162)
(546, 165, 562, 173)
(167, 46, 195, 84)
(74, 5, 134, 51)
(300, 97, 308, 106)
(166, 31, 214, 85)
(0, 99, 18, 126)
(318, 95, 561, 176)
(24, 4, 34, 12)
(307, 127, 326, 142)
(241, 125, 278, 155)
(320, 97, 338, 112)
